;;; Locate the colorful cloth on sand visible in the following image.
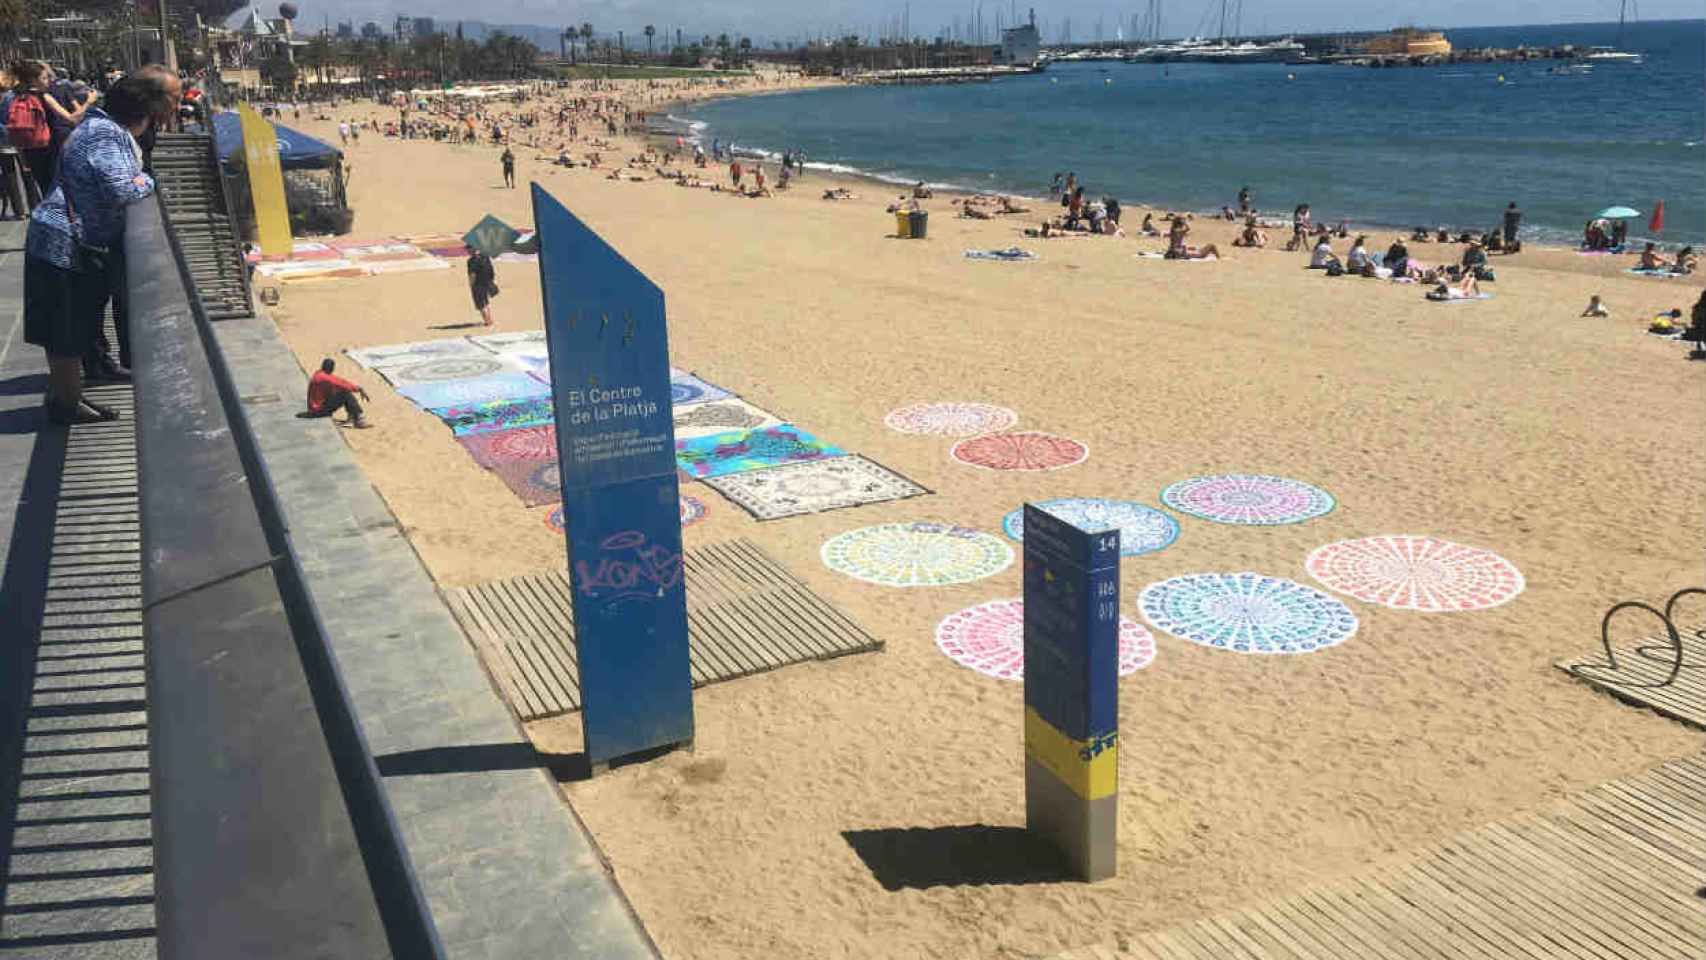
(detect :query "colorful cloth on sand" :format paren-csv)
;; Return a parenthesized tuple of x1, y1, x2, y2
(670, 369, 733, 407)
(470, 331, 548, 354)
(707, 455, 926, 520)
(367, 257, 452, 275)
(395, 371, 550, 409)
(1003, 499, 1179, 557)
(1161, 474, 1334, 526)
(672, 398, 783, 440)
(950, 431, 1087, 472)
(935, 599, 1156, 680)
(384, 355, 510, 385)
(964, 247, 1038, 261)
(1305, 535, 1525, 612)
(345, 337, 491, 372)
(1139, 572, 1357, 654)
(1625, 267, 1681, 278)
(675, 425, 844, 479)
(431, 397, 555, 436)
(489, 458, 562, 507)
(458, 425, 558, 468)
(822, 522, 1011, 587)
(884, 401, 1018, 438)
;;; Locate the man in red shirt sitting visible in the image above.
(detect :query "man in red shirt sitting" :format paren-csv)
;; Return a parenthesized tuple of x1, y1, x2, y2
(306, 358, 371, 429)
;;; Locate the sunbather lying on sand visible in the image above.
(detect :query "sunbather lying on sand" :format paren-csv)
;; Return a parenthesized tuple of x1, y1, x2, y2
(822, 188, 857, 201)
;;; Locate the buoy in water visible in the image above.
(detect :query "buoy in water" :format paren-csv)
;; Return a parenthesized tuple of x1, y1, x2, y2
(1287, 73, 1296, 80)
(1497, 74, 1506, 83)
(1104, 77, 1112, 84)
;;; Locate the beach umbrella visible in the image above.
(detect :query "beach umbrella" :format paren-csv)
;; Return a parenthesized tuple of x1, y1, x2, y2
(1595, 206, 1640, 219)
(1649, 200, 1665, 234)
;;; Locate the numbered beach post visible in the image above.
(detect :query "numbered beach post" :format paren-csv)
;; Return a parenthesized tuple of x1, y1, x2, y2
(532, 184, 694, 768)
(1021, 504, 1119, 881)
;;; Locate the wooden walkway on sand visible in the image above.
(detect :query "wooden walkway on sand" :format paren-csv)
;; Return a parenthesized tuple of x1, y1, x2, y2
(443, 538, 883, 721)
(1556, 623, 1706, 729)
(1049, 752, 1706, 960)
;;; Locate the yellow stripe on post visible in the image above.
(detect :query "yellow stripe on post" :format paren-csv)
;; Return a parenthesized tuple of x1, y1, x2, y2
(1023, 707, 1118, 801)
(237, 103, 292, 257)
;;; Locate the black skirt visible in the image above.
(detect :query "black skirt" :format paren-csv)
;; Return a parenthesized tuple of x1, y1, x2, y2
(23, 254, 106, 359)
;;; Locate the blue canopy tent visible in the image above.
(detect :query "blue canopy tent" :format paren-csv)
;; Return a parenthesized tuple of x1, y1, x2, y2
(211, 110, 353, 235)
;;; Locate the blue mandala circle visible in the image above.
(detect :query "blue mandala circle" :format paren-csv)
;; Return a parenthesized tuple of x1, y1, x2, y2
(1002, 499, 1179, 557)
(1139, 572, 1358, 655)
(672, 381, 708, 405)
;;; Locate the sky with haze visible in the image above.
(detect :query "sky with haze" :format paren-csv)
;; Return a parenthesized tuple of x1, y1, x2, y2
(277, 1, 1701, 45)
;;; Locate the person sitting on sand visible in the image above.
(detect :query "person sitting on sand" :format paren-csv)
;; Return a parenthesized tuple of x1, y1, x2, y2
(1309, 236, 1341, 270)
(999, 196, 1029, 215)
(1671, 246, 1698, 275)
(1410, 226, 1432, 242)
(1139, 213, 1160, 236)
(1221, 205, 1237, 221)
(1386, 239, 1417, 278)
(1232, 217, 1268, 248)
(1460, 238, 1489, 274)
(960, 201, 992, 220)
(1582, 295, 1611, 317)
(1164, 218, 1221, 260)
(912, 181, 933, 200)
(306, 359, 371, 429)
(1346, 236, 1373, 272)
(1638, 242, 1671, 271)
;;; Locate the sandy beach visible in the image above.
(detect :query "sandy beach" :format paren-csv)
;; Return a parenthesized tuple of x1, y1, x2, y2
(261, 74, 1705, 960)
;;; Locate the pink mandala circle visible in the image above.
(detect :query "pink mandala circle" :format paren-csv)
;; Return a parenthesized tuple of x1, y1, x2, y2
(484, 425, 558, 462)
(1305, 535, 1525, 612)
(950, 432, 1087, 472)
(934, 598, 1155, 681)
(885, 402, 1018, 437)
(680, 495, 707, 528)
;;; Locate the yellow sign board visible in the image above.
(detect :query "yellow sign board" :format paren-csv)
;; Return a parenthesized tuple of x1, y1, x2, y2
(1024, 707, 1118, 801)
(237, 103, 292, 257)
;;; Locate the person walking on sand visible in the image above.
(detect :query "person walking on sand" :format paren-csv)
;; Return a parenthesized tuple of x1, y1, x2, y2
(468, 249, 497, 327)
(306, 358, 371, 428)
(501, 147, 516, 188)
(730, 158, 743, 188)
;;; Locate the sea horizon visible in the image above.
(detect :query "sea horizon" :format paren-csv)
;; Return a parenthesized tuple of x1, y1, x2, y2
(676, 19, 1705, 248)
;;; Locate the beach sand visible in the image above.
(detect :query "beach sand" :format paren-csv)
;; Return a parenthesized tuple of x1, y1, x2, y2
(263, 77, 1706, 960)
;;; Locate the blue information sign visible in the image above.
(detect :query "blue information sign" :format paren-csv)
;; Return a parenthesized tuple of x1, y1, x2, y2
(532, 185, 693, 767)
(1022, 504, 1120, 880)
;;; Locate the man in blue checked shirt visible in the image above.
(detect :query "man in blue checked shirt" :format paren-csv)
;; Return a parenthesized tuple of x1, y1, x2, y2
(22, 76, 168, 425)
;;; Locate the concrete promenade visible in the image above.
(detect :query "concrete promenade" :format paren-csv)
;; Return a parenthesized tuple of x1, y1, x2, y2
(0, 218, 660, 958)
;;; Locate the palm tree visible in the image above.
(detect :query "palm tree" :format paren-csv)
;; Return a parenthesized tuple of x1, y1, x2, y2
(580, 22, 593, 61)
(644, 24, 655, 61)
(739, 36, 752, 67)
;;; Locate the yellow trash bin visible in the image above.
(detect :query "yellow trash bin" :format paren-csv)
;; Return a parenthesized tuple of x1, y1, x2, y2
(895, 210, 912, 239)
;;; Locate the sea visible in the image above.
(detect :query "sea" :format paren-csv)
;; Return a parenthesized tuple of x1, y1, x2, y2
(677, 20, 1705, 247)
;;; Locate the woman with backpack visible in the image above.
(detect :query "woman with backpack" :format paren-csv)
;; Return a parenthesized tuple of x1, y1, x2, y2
(8, 61, 84, 195)
(23, 76, 162, 425)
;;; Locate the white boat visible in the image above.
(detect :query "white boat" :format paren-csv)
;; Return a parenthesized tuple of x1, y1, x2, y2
(1584, 0, 1643, 63)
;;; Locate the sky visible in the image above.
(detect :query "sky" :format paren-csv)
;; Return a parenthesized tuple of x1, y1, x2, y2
(280, 0, 1703, 45)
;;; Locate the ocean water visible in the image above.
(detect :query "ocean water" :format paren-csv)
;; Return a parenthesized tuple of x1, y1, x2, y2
(683, 20, 1705, 246)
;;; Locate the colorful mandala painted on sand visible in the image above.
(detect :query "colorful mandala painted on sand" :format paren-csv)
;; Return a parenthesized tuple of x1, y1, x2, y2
(934, 599, 1156, 681)
(386, 355, 508, 384)
(884, 402, 1019, 437)
(821, 522, 1013, 587)
(950, 431, 1087, 472)
(1160, 474, 1335, 526)
(545, 506, 565, 534)
(394, 371, 549, 409)
(1139, 572, 1358, 654)
(1002, 499, 1179, 557)
(705, 455, 927, 520)
(1305, 535, 1525, 612)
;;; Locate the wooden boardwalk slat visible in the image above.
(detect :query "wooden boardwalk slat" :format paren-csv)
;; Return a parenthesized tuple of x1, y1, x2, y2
(1557, 626, 1706, 728)
(443, 537, 882, 721)
(1052, 751, 1706, 960)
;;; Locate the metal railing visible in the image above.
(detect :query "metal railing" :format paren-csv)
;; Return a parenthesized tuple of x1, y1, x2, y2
(129, 193, 445, 959)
